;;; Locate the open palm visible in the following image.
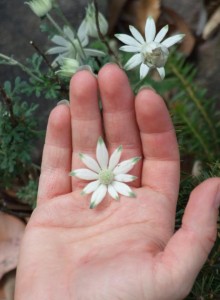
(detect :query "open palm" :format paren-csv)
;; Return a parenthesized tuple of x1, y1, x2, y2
(15, 64, 219, 300)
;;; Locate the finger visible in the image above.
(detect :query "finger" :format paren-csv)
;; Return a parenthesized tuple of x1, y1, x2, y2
(158, 179, 220, 298)
(70, 70, 102, 188)
(37, 103, 72, 205)
(98, 64, 142, 186)
(135, 88, 180, 204)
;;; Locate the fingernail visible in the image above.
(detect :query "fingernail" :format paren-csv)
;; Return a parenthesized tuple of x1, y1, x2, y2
(57, 99, 70, 106)
(76, 65, 93, 73)
(104, 62, 122, 69)
(75, 65, 98, 77)
(138, 85, 156, 93)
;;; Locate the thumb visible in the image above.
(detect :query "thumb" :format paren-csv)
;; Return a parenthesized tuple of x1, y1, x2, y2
(160, 178, 220, 297)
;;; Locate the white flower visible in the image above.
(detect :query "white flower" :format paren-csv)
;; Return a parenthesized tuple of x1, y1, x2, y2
(115, 16, 185, 80)
(78, 3, 108, 39)
(25, 0, 53, 17)
(70, 137, 141, 209)
(55, 58, 80, 78)
(47, 26, 105, 66)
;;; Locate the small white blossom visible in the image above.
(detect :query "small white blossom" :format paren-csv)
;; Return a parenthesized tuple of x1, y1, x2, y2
(78, 3, 108, 39)
(115, 16, 185, 80)
(47, 26, 105, 66)
(25, 0, 53, 17)
(70, 137, 140, 209)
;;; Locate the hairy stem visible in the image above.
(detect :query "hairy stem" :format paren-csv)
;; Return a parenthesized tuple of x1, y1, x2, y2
(93, 0, 120, 65)
(0, 54, 43, 82)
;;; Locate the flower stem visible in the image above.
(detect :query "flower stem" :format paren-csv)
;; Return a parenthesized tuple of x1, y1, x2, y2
(53, 2, 73, 29)
(93, 0, 120, 65)
(46, 13, 63, 35)
(0, 54, 43, 82)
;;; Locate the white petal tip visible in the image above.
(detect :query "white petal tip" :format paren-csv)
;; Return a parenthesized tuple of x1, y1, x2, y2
(69, 171, 76, 176)
(89, 203, 95, 209)
(98, 136, 104, 144)
(90, 201, 98, 209)
(129, 192, 136, 198)
(132, 157, 142, 164)
(118, 145, 123, 152)
(81, 191, 86, 196)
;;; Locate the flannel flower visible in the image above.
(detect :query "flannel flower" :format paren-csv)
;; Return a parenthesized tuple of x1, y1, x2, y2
(78, 3, 108, 39)
(115, 16, 185, 80)
(47, 26, 105, 66)
(25, 0, 53, 17)
(70, 137, 141, 209)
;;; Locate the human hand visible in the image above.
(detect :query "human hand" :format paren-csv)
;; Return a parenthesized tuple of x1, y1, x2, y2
(15, 64, 220, 300)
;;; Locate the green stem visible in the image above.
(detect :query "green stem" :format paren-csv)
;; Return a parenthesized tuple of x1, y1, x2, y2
(170, 62, 218, 144)
(0, 54, 43, 82)
(53, 2, 73, 29)
(46, 13, 63, 35)
(179, 110, 212, 161)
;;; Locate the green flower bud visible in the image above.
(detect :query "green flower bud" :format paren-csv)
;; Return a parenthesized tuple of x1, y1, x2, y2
(25, 0, 53, 17)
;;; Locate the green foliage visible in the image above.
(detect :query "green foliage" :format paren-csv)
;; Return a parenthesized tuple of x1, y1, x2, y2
(167, 52, 220, 163)
(17, 179, 38, 208)
(0, 78, 40, 189)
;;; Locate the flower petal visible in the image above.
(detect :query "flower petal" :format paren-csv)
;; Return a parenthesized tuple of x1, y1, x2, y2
(47, 46, 67, 55)
(63, 26, 75, 41)
(129, 25, 145, 44)
(154, 25, 169, 43)
(96, 137, 109, 169)
(145, 16, 156, 43)
(81, 180, 100, 195)
(90, 184, 107, 208)
(77, 20, 88, 41)
(108, 184, 119, 200)
(108, 145, 122, 170)
(124, 53, 142, 70)
(113, 157, 141, 175)
(119, 45, 141, 52)
(157, 67, 165, 80)
(115, 34, 142, 47)
(140, 63, 150, 79)
(84, 48, 105, 57)
(51, 35, 70, 47)
(161, 34, 185, 48)
(70, 169, 98, 180)
(114, 174, 137, 182)
(79, 153, 101, 173)
(112, 181, 136, 197)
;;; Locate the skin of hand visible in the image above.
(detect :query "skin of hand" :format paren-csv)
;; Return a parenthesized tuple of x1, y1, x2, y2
(15, 64, 220, 300)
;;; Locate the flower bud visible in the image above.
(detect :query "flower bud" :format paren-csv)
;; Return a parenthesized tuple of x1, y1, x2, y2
(56, 58, 80, 78)
(25, 0, 53, 17)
